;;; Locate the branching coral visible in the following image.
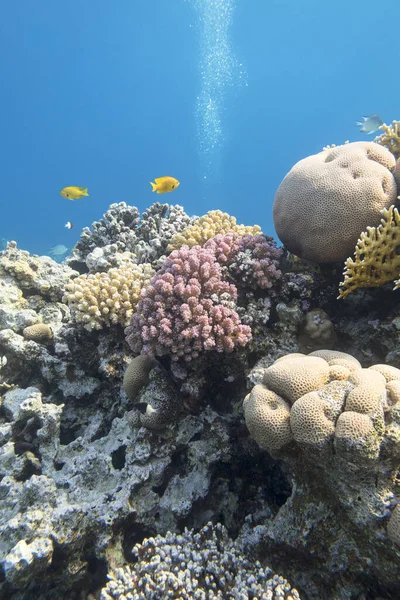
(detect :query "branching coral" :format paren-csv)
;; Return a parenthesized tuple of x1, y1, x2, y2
(167, 210, 261, 252)
(374, 120, 400, 159)
(63, 263, 154, 330)
(68, 202, 194, 272)
(204, 233, 282, 290)
(125, 245, 252, 361)
(338, 205, 400, 298)
(100, 522, 301, 600)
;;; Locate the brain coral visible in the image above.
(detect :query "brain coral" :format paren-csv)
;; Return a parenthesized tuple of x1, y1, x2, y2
(273, 142, 397, 263)
(244, 350, 400, 460)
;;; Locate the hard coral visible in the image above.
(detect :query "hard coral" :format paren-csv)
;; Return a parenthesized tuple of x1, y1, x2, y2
(273, 142, 397, 263)
(22, 324, 53, 345)
(374, 119, 400, 159)
(68, 202, 194, 272)
(167, 209, 261, 252)
(125, 245, 252, 361)
(204, 233, 282, 290)
(63, 263, 154, 330)
(244, 350, 399, 461)
(0, 241, 77, 301)
(100, 522, 301, 600)
(338, 205, 400, 298)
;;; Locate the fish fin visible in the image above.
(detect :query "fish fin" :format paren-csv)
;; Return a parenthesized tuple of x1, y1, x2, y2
(82, 187, 89, 195)
(355, 121, 362, 127)
(156, 189, 162, 194)
(154, 177, 164, 183)
(150, 181, 157, 192)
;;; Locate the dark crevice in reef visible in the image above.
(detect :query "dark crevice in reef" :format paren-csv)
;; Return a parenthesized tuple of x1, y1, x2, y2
(179, 452, 291, 539)
(122, 515, 153, 563)
(111, 444, 126, 470)
(151, 445, 189, 497)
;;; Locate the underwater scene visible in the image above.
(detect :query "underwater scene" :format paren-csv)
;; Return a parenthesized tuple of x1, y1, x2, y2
(1, 0, 400, 598)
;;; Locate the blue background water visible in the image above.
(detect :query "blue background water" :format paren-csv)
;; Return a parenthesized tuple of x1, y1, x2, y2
(0, 0, 397, 257)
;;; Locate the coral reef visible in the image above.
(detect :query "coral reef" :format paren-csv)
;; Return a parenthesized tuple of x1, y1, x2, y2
(297, 308, 336, 352)
(243, 350, 400, 597)
(339, 205, 400, 298)
(63, 263, 154, 330)
(167, 209, 261, 251)
(273, 142, 397, 263)
(4, 191, 400, 599)
(0, 241, 78, 301)
(68, 202, 194, 273)
(101, 523, 301, 600)
(374, 119, 400, 159)
(125, 244, 252, 361)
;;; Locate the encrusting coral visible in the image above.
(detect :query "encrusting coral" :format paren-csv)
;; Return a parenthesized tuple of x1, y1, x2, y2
(338, 205, 400, 298)
(273, 142, 397, 263)
(167, 209, 261, 251)
(63, 263, 154, 330)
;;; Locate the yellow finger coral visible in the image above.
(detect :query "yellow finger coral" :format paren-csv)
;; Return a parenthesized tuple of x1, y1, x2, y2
(374, 120, 400, 159)
(167, 210, 261, 252)
(338, 205, 400, 299)
(63, 263, 154, 330)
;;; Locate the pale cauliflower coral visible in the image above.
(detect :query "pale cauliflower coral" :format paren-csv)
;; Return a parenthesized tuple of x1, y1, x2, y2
(167, 210, 261, 251)
(63, 263, 154, 330)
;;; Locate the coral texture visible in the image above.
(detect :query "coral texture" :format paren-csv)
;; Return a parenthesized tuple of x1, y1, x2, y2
(204, 233, 282, 290)
(63, 263, 154, 330)
(0, 241, 77, 301)
(22, 324, 53, 344)
(167, 210, 261, 251)
(244, 350, 391, 457)
(125, 245, 252, 361)
(100, 523, 301, 600)
(273, 142, 397, 263)
(374, 119, 400, 159)
(243, 350, 400, 597)
(339, 205, 400, 298)
(68, 202, 194, 272)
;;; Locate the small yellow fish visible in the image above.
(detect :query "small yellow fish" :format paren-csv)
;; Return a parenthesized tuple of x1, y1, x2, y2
(60, 186, 89, 200)
(150, 176, 180, 194)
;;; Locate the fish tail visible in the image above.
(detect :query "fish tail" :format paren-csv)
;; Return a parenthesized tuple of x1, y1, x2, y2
(82, 188, 89, 196)
(150, 181, 157, 192)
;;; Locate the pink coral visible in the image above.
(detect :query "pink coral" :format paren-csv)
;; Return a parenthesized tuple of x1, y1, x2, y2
(204, 233, 282, 290)
(125, 245, 252, 361)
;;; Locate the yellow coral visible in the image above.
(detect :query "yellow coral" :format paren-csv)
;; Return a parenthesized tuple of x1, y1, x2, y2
(167, 210, 261, 251)
(374, 120, 400, 159)
(63, 263, 154, 330)
(338, 205, 400, 299)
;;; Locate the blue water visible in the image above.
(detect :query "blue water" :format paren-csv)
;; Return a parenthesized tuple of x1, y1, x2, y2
(0, 0, 397, 257)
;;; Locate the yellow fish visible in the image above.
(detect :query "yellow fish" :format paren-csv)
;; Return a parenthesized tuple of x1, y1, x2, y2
(150, 176, 180, 194)
(60, 186, 89, 200)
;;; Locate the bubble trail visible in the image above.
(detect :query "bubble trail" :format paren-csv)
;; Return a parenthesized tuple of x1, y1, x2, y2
(188, 0, 247, 177)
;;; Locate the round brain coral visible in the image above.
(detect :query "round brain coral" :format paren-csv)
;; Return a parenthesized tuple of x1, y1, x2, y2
(273, 142, 397, 263)
(122, 355, 156, 400)
(243, 386, 292, 450)
(262, 355, 330, 404)
(22, 323, 53, 344)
